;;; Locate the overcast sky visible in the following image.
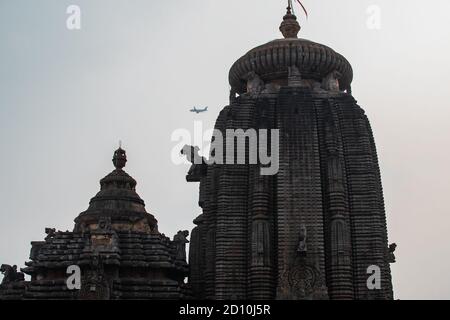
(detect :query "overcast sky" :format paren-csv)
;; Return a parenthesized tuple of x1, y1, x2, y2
(1, 0, 449, 300)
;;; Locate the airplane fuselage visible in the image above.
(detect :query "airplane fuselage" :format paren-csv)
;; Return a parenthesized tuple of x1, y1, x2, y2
(190, 107, 208, 114)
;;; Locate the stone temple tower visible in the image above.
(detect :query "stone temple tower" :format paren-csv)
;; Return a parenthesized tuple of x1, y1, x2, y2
(187, 6, 394, 300)
(0, 148, 189, 300)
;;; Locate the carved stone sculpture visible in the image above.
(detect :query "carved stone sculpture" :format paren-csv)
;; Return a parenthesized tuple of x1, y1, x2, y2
(288, 65, 303, 87)
(0, 264, 25, 285)
(181, 145, 206, 182)
(322, 70, 342, 92)
(245, 71, 265, 95)
(388, 243, 397, 264)
(173, 230, 190, 261)
(297, 225, 307, 254)
(263, 83, 281, 94)
(44, 228, 56, 240)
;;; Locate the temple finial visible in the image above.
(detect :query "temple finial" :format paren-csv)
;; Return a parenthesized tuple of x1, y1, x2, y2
(280, 2, 301, 39)
(113, 145, 127, 170)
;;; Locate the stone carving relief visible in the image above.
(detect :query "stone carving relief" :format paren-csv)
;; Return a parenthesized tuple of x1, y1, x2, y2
(98, 217, 112, 231)
(79, 254, 110, 300)
(278, 260, 327, 300)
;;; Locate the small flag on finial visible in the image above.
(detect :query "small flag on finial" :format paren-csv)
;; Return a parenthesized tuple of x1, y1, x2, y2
(289, 0, 308, 19)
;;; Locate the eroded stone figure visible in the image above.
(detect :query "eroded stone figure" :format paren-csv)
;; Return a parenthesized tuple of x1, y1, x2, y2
(45, 228, 56, 240)
(288, 65, 303, 87)
(297, 225, 307, 254)
(173, 230, 190, 261)
(322, 70, 342, 92)
(245, 71, 265, 94)
(388, 243, 397, 263)
(312, 81, 325, 92)
(181, 145, 203, 165)
(0, 264, 25, 285)
(181, 145, 206, 181)
(263, 83, 281, 94)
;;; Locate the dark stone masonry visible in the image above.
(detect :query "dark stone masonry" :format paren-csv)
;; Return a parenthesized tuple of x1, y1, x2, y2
(0, 6, 394, 300)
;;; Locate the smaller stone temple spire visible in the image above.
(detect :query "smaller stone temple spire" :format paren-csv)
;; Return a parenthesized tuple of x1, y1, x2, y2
(112, 146, 127, 170)
(0, 147, 190, 300)
(280, 2, 301, 39)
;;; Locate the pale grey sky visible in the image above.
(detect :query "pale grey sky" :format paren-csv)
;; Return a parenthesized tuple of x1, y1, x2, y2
(1, 0, 449, 300)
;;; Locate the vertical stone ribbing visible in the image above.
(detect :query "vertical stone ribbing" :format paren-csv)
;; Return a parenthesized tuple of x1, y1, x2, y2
(366, 118, 393, 299)
(248, 169, 275, 299)
(203, 108, 230, 299)
(336, 96, 387, 299)
(315, 96, 354, 299)
(214, 98, 254, 299)
(276, 87, 327, 299)
(188, 214, 206, 298)
(247, 97, 277, 300)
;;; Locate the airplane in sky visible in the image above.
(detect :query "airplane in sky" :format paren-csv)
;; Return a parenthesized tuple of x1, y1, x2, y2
(190, 107, 208, 114)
